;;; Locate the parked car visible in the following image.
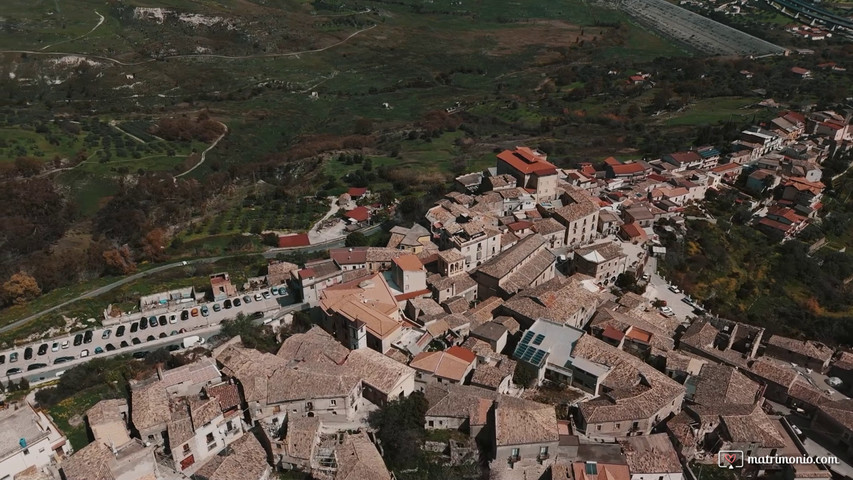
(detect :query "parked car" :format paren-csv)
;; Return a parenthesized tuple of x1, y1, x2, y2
(668, 285, 681, 293)
(132, 338, 141, 345)
(132, 351, 149, 359)
(201, 305, 209, 317)
(120, 341, 129, 348)
(94, 347, 104, 354)
(102, 329, 111, 339)
(9, 352, 18, 363)
(116, 326, 126, 337)
(262, 291, 271, 299)
(660, 306, 675, 317)
(191, 308, 199, 317)
(79, 349, 89, 358)
(54, 357, 74, 364)
(168, 345, 181, 352)
(224, 299, 232, 309)
(169, 315, 177, 324)
(61, 340, 69, 349)
(24, 347, 33, 360)
(28, 363, 47, 371)
(277, 286, 288, 296)
(254, 293, 263, 301)
(233, 298, 241, 307)
(243, 295, 252, 304)
(105, 344, 116, 351)
(52, 342, 60, 352)
(37, 344, 48, 355)
(213, 304, 221, 312)
(0, 355, 4, 364)
(73, 334, 83, 346)
(138, 320, 147, 331)
(148, 316, 158, 328)
(159, 316, 167, 326)
(146, 336, 155, 342)
(270, 287, 279, 296)
(181, 310, 189, 320)
(6, 368, 21, 375)
(641, 273, 651, 282)
(159, 333, 167, 338)
(83, 330, 94, 343)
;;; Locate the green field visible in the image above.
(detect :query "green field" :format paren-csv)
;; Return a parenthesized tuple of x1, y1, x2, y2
(662, 97, 770, 127)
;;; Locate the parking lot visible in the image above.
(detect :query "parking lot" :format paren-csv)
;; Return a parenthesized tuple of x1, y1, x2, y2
(0, 287, 300, 384)
(643, 256, 697, 322)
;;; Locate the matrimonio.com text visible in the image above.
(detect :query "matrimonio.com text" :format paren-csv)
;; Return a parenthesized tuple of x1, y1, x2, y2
(718, 450, 839, 469)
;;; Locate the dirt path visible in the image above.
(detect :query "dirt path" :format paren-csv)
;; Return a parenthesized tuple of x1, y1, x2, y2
(174, 122, 228, 178)
(108, 120, 145, 143)
(0, 24, 376, 65)
(40, 10, 105, 51)
(308, 197, 344, 243)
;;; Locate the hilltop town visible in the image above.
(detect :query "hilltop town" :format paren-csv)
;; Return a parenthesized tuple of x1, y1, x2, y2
(2, 105, 853, 480)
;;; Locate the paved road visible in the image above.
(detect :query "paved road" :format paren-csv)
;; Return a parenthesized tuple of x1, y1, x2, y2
(0, 222, 384, 334)
(1, 288, 306, 386)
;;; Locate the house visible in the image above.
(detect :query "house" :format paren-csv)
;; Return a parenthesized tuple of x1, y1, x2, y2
(435, 248, 466, 277)
(512, 318, 585, 385)
(533, 217, 567, 250)
(662, 151, 703, 172)
(471, 321, 510, 353)
(759, 205, 808, 239)
(312, 431, 392, 480)
(455, 172, 483, 193)
(687, 364, 762, 407)
(764, 335, 833, 373)
(571, 241, 628, 286)
(157, 356, 222, 396)
(496, 147, 559, 202)
(347, 187, 368, 199)
(278, 233, 311, 248)
(495, 398, 560, 471)
(619, 434, 683, 480)
(744, 358, 798, 404)
(470, 354, 517, 393)
(319, 273, 404, 353)
(829, 351, 853, 396)
(166, 391, 246, 474)
(391, 254, 427, 295)
(710, 162, 743, 184)
(60, 439, 158, 480)
(604, 158, 651, 181)
(715, 404, 786, 459)
(0, 402, 71, 479)
(130, 377, 171, 445)
(551, 186, 601, 248)
(427, 272, 478, 304)
(621, 203, 657, 228)
(475, 233, 556, 299)
(619, 222, 648, 244)
(86, 399, 131, 448)
(598, 210, 623, 237)
(565, 459, 630, 480)
(387, 223, 432, 253)
(501, 274, 604, 330)
(344, 206, 371, 225)
(572, 336, 685, 441)
(276, 416, 321, 471)
(423, 383, 496, 436)
(811, 400, 853, 456)
(791, 67, 812, 78)
(411, 346, 477, 388)
(678, 319, 764, 368)
(267, 260, 299, 287)
(210, 272, 237, 301)
(192, 432, 271, 480)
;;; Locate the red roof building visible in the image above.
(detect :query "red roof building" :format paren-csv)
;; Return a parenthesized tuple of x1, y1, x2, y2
(344, 206, 370, 222)
(278, 233, 311, 248)
(347, 187, 368, 198)
(446, 346, 477, 363)
(496, 147, 557, 176)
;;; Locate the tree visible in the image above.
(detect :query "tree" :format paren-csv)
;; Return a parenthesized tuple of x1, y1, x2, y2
(345, 231, 368, 247)
(103, 246, 137, 275)
(513, 361, 538, 388)
(141, 228, 168, 261)
(17, 378, 29, 391)
(1, 272, 42, 306)
(367, 392, 429, 469)
(221, 313, 279, 353)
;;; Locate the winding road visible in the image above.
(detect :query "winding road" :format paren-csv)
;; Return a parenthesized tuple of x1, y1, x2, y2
(40, 10, 105, 51)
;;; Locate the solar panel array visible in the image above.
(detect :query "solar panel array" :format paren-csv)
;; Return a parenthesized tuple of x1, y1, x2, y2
(513, 332, 549, 367)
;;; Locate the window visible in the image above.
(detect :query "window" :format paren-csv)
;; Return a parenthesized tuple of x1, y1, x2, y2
(511, 448, 520, 458)
(226, 421, 233, 432)
(183, 444, 191, 454)
(306, 402, 313, 410)
(428, 421, 434, 427)
(539, 446, 549, 456)
(615, 423, 620, 429)
(596, 425, 601, 431)
(206, 433, 215, 445)
(330, 399, 337, 406)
